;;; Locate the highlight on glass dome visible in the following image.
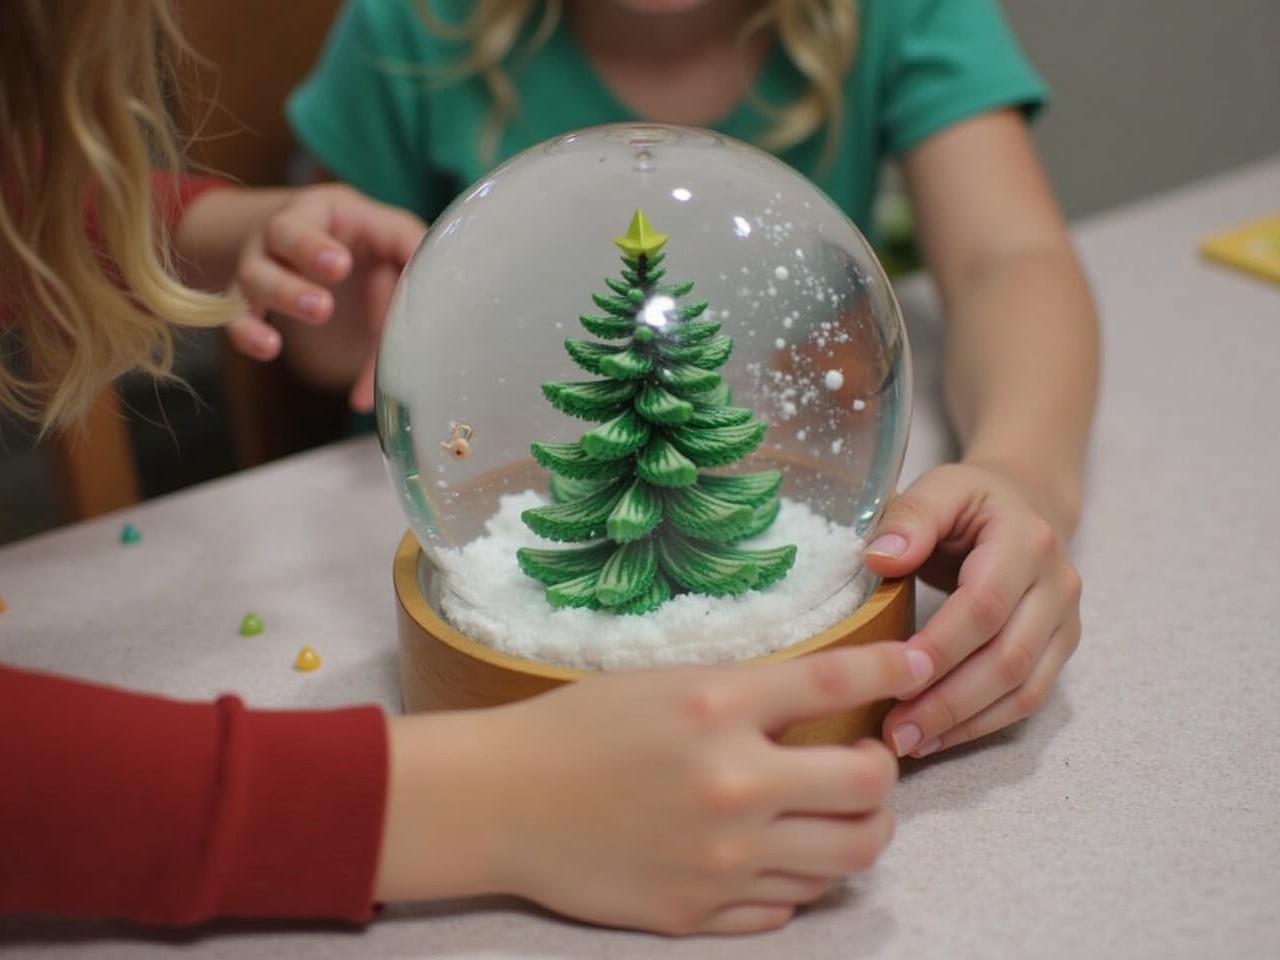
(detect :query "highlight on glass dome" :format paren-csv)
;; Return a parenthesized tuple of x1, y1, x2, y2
(376, 122, 911, 671)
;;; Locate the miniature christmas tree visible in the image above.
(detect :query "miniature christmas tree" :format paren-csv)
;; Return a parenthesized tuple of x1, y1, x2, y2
(517, 210, 796, 615)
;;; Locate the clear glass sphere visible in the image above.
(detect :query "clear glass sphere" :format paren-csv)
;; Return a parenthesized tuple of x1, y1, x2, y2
(375, 123, 911, 669)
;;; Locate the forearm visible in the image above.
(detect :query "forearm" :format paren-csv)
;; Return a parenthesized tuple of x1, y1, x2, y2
(171, 186, 295, 292)
(941, 245, 1099, 536)
(373, 712, 509, 903)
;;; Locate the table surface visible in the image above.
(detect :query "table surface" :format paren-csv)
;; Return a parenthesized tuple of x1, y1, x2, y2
(3, 155, 1279, 960)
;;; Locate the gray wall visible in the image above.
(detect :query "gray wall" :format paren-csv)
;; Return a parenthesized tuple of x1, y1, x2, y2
(1004, 0, 1280, 218)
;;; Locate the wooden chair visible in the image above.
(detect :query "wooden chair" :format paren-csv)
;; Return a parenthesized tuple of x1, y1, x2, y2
(47, 391, 141, 520)
(173, 0, 350, 469)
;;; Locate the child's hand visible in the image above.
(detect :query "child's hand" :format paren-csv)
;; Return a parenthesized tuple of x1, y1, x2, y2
(225, 184, 426, 411)
(480, 644, 929, 936)
(864, 462, 1083, 759)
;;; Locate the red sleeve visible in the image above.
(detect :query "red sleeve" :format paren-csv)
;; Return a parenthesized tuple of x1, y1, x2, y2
(1, 171, 231, 329)
(149, 170, 230, 234)
(0, 663, 389, 926)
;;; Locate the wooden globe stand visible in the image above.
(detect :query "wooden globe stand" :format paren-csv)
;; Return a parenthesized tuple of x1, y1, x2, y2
(393, 533, 915, 747)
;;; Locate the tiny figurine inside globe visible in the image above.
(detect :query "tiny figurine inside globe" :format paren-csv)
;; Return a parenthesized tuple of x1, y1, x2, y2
(376, 123, 911, 671)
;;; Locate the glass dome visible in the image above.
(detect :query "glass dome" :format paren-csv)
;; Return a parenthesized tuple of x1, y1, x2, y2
(376, 123, 911, 670)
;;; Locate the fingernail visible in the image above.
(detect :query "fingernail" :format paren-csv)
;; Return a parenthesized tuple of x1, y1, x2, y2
(906, 649, 934, 682)
(298, 292, 328, 317)
(252, 329, 279, 355)
(913, 738, 942, 759)
(892, 723, 922, 756)
(317, 249, 347, 275)
(867, 533, 908, 558)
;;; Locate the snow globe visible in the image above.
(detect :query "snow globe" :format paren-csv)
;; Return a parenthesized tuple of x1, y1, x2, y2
(376, 123, 913, 745)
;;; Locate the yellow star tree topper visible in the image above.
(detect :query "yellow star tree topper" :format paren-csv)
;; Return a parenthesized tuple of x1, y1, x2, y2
(613, 209, 668, 259)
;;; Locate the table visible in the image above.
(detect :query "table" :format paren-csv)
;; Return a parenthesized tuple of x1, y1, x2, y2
(3, 155, 1279, 959)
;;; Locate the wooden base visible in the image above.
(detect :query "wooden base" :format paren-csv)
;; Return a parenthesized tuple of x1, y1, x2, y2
(393, 531, 915, 746)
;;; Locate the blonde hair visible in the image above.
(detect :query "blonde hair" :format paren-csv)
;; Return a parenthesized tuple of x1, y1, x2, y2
(0, 0, 241, 433)
(417, 0, 860, 168)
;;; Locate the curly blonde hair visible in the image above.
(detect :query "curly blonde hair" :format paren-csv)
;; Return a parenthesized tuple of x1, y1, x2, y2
(417, 0, 860, 168)
(0, 0, 240, 433)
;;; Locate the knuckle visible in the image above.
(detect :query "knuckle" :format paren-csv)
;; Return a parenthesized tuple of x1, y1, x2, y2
(679, 682, 736, 730)
(927, 690, 961, 732)
(967, 585, 1011, 637)
(1013, 681, 1049, 718)
(996, 638, 1036, 690)
(264, 212, 292, 250)
(1027, 517, 1059, 562)
(875, 641, 918, 691)
(906, 630, 948, 679)
(698, 836, 752, 879)
(696, 765, 761, 816)
(805, 651, 853, 702)
(1063, 566, 1084, 604)
(885, 492, 931, 529)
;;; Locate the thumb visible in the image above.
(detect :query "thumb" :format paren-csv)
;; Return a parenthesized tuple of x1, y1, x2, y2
(863, 481, 948, 578)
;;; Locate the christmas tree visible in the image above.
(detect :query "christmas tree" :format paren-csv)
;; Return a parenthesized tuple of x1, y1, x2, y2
(517, 210, 796, 615)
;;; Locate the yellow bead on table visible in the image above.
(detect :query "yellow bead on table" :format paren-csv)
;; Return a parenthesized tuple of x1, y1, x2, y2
(294, 646, 321, 672)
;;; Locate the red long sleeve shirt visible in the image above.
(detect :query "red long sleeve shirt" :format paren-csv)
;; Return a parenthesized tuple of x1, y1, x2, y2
(148, 170, 226, 231)
(0, 173, 391, 925)
(0, 665, 389, 925)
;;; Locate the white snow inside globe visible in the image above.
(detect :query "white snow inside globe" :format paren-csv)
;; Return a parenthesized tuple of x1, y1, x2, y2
(375, 123, 911, 671)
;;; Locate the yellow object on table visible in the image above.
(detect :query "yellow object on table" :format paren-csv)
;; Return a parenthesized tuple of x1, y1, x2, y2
(1201, 213, 1280, 286)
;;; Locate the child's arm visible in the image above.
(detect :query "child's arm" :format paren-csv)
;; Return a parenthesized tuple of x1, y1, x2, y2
(867, 108, 1099, 758)
(171, 181, 426, 411)
(1, 644, 929, 935)
(0, 662, 387, 924)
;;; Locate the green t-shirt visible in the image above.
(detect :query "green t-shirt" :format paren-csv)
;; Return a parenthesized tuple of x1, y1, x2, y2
(286, 0, 1046, 244)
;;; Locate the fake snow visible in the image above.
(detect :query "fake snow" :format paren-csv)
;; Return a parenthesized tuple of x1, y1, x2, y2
(852, 398, 868, 412)
(774, 266, 790, 281)
(434, 491, 871, 671)
(824, 370, 845, 391)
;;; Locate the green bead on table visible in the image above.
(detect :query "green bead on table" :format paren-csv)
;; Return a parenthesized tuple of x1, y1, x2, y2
(239, 613, 264, 636)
